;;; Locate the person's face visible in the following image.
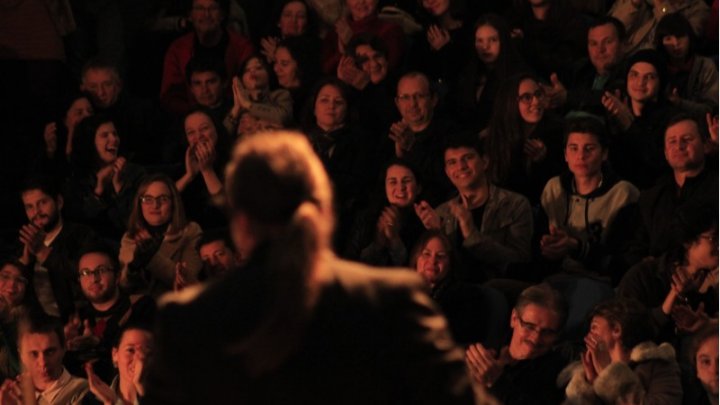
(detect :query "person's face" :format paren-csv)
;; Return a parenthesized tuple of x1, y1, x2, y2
(78, 252, 117, 304)
(95, 122, 120, 165)
(508, 304, 561, 360)
(64, 97, 93, 131)
(189, 71, 224, 108)
(200, 239, 239, 277)
(314, 84, 347, 131)
(662, 34, 690, 61)
(189, 0, 223, 35)
(696, 335, 719, 396)
(385, 164, 420, 208)
(20, 332, 65, 389)
(564, 132, 607, 178)
(242, 57, 270, 91)
(274, 47, 300, 89)
(627, 62, 660, 103)
(664, 120, 707, 172)
(278, 1, 308, 37)
(686, 229, 719, 271)
(81, 68, 121, 109)
(347, 0, 377, 21)
(140, 181, 173, 227)
(185, 112, 218, 146)
(396, 76, 437, 127)
(587, 315, 620, 351)
(21, 189, 62, 232)
(422, 0, 450, 16)
(415, 237, 451, 287)
(588, 23, 622, 74)
(112, 329, 153, 390)
(517, 78, 545, 125)
(444, 147, 488, 191)
(0, 264, 27, 308)
(475, 25, 501, 65)
(355, 44, 388, 84)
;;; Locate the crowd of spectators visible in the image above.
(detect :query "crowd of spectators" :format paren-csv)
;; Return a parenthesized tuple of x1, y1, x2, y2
(0, 0, 718, 403)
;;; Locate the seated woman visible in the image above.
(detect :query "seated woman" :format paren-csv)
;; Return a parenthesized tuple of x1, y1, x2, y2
(681, 322, 719, 405)
(343, 159, 426, 266)
(274, 36, 321, 124)
(617, 204, 718, 345)
(119, 174, 202, 297)
(453, 13, 526, 132)
(175, 108, 230, 228)
(655, 12, 718, 116)
(66, 114, 145, 240)
(224, 55, 293, 137)
(86, 325, 153, 405)
(301, 77, 375, 249)
(33, 92, 94, 180)
(0, 259, 33, 381)
(410, 230, 508, 348)
(259, 0, 320, 64)
(484, 73, 565, 205)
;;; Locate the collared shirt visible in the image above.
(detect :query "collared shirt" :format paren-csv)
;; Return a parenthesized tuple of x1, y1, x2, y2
(36, 368, 87, 405)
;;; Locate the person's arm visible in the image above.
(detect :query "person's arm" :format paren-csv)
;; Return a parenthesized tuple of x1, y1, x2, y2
(247, 89, 294, 125)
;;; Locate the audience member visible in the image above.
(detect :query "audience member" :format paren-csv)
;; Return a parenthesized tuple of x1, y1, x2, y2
(0, 260, 32, 380)
(260, 0, 320, 64)
(273, 36, 321, 123)
(119, 174, 203, 297)
(197, 228, 242, 280)
(681, 322, 719, 405)
(160, 0, 254, 115)
(183, 56, 230, 125)
(18, 177, 95, 322)
(466, 283, 568, 405)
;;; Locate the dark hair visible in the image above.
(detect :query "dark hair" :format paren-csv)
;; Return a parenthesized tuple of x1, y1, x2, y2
(71, 113, 118, 172)
(655, 12, 697, 58)
(239, 54, 277, 89)
(472, 13, 523, 78)
(224, 131, 333, 374)
(515, 283, 568, 328)
(625, 49, 668, 97)
(347, 33, 388, 62)
(276, 36, 321, 88)
(664, 111, 709, 141)
(197, 227, 234, 251)
(511, 0, 573, 23)
(408, 230, 461, 278)
(688, 321, 718, 367)
(589, 298, 653, 350)
(667, 201, 718, 263)
(81, 58, 121, 84)
(398, 71, 437, 97)
(185, 0, 230, 17)
(78, 242, 120, 275)
(112, 323, 153, 348)
(416, 0, 467, 24)
(563, 116, 610, 149)
(301, 77, 354, 131)
(185, 55, 227, 84)
(443, 131, 486, 157)
(18, 314, 66, 350)
(269, 0, 319, 38)
(588, 16, 626, 42)
(20, 176, 62, 202)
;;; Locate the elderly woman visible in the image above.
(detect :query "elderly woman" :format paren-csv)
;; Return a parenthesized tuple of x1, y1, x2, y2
(119, 174, 202, 297)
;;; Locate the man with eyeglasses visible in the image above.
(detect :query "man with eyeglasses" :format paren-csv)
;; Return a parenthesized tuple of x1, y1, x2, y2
(17, 177, 95, 324)
(387, 71, 455, 204)
(160, 0, 253, 116)
(63, 244, 155, 381)
(465, 283, 568, 405)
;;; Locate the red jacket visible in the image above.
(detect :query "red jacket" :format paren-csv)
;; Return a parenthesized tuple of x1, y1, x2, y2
(160, 30, 253, 115)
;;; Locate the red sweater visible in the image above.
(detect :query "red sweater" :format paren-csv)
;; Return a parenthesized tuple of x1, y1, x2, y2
(160, 30, 254, 115)
(321, 14, 405, 75)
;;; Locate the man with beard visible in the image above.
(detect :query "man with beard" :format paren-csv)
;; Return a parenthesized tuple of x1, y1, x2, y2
(64, 244, 155, 381)
(18, 177, 95, 323)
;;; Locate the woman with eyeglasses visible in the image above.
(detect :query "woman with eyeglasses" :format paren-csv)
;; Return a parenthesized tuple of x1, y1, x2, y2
(119, 174, 202, 297)
(65, 114, 146, 240)
(484, 72, 564, 204)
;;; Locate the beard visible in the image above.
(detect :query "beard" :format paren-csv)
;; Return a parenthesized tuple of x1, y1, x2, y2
(86, 286, 118, 305)
(33, 210, 60, 233)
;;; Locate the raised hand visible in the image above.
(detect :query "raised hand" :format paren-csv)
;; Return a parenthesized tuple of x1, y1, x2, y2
(335, 18, 353, 52)
(388, 121, 414, 158)
(540, 225, 576, 260)
(706, 113, 718, 147)
(540, 73, 567, 109)
(0, 377, 22, 405)
(337, 55, 369, 90)
(43, 122, 58, 158)
(260, 36, 279, 63)
(414, 201, 441, 230)
(465, 343, 504, 387)
(377, 205, 401, 244)
(85, 362, 117, 405)
(67, 319, 100, 351)
(94, 164, 115, 196)
(448, 197, 475, 238)
(584, 333, 611, 375)
(672, 302, 709, 333)
(194, 141, 216, 172)
(111, 157, 127, 194)
(523, 138, 547, 162)
(602, 90, 633, 130)
(427, 24, 450, 51)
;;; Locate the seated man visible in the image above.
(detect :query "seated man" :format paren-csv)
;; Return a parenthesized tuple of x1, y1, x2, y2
(197, 228, 242, 280)
(540, 117, 639, 282)
(1, 315, 88, 404)
(17, 177, 95, 323)
(465, 283, 569, 405)
(417, 134, 533, 282)
(185, 55, 229, 123)
(64, 244, 155, 381)
(160, 0, 253, 115)
(561, 298, 683, 404)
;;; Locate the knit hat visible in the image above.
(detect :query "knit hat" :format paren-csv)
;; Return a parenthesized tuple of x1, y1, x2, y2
(625, 49, 669, 92)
